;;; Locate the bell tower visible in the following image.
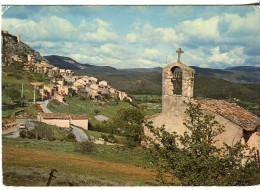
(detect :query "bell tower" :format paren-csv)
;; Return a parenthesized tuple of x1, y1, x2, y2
(162, 48, 195, 113)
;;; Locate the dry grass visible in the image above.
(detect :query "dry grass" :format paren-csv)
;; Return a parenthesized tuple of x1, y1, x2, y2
(2, 145, 159, 186)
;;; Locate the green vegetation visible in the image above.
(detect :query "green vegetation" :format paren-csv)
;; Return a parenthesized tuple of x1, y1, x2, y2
(194, 75, 260, 102)
(106, 107, 146, 147)
(131, 94, 162, 116)
(74, 141, 96, 154)
(145, 102, 260, 186)
(2, 137, 156, 186)
(20, 121, 76, 142)
(2, 65, 52, 118)
(86, 130, 126, 144)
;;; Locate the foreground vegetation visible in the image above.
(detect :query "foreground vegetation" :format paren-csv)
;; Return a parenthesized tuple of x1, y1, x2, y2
(2, 137, 157, 186)
(2, 64, 51, 118)
(145, 103, 260, 186)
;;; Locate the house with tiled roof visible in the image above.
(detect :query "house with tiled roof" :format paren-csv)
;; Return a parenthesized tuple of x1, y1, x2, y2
(37, 113, 88, 130)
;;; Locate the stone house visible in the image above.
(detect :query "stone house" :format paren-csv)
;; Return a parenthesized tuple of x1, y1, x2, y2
(99, 80, 108, 87)
(59, 85, 72, 96)
(101, 87, 109, 95)
(70, 114, 88, 130)
(14, 35, 20, 43)
(85, 86, 100, 99)
(76, 79, 87, 86)
(37, 113, 88, 130)
(51, 67, 60, 76)
(59, 69, 66, 76)
(90, 83, 99, 90)
(108, 86, 117, 97)
(53, 92, 65, 103)
(43, 85, 57, 99)
(27, 54, 35, 64)
(117, 91, 128, 101)
(10, 55, 24, 63)
(66, 69, 74, 77)
(88, 77, 98, 84)
(145, 49, 260, 152)
(37, 113, 70, 128)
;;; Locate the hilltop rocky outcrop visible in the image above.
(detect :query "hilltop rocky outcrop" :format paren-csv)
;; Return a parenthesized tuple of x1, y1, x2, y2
(1, 30, 48, 66)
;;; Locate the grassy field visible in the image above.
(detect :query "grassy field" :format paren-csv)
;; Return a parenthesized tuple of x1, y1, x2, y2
(131, 94, 162, 116)
(2, 137, 158, 186)
(47, 97, 133, 126)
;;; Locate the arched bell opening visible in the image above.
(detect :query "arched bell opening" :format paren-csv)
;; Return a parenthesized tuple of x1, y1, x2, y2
(171, 66, 182, 95)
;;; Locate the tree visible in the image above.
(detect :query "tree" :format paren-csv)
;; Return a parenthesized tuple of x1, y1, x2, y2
(6, 88, 21, 101)
(145, 102, 260, 186)
(111, 107, 146, 147)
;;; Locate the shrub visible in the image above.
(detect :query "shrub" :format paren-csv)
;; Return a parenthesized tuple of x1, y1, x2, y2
(5, 88, 21, 101)
(74, 141, 96, 154)
(101, 133, 109, 142)
(145, 102, 260, 186)
(111, 107, 146, 147)
(94, 109, 100, 114)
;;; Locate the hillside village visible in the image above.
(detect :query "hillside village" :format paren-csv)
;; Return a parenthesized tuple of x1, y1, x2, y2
(2, 30, 132, 105)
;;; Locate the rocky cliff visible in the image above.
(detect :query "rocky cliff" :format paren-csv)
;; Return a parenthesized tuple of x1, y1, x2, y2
(1, 31, 48, 65)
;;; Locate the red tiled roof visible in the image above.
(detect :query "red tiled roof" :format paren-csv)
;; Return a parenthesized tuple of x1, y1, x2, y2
(40, 113, 88, 120)
(40, 113, 69, 119)
(199, 99, 260, 131)
(70, 114, 88, 120)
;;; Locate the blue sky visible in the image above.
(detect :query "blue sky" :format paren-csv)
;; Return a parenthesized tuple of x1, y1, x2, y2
(2, 5, 260, 69)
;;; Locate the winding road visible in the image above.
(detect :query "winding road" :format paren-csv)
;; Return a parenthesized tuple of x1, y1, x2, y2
(3, 100, 89, 142)
(36, 100, 52, 113)
(70, 125, 88, 142)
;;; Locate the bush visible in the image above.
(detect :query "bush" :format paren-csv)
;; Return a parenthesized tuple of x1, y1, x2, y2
(94, 109, 100, 114)
(101, 133, 109, 142)
(110, 107, 146, 147)
(145, 102, 260, 186)
(5, 88, 21, 101)
(65, 133, 76, 142)
(74, 141, 96, 154)
(20, 122, 76, 142)
(101, 133, 117, 143)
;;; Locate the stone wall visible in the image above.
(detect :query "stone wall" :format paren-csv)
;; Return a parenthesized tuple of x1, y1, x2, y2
(71, 119, 88, 130)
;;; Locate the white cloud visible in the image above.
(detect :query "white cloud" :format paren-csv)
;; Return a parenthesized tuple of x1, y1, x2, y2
(99, 43, 129, 59)
(126, 23, 178, 45)
(208, 47, 246, 66)
(221, 11, 260, 36)
(177, 16, 220, 43)
(143, 48, 161, 59)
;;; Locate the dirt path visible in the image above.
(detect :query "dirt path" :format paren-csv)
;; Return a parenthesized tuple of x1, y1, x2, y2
(3, 146, 157, 186)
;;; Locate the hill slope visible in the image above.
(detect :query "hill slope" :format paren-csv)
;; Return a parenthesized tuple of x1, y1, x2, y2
(2, 31, 47, 63)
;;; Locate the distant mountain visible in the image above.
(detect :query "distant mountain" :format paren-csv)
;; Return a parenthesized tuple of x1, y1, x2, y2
(225, 66, 260, 76)
(44, 55, 117, 74)
(44, 55, 260, 84)
(120, 67, 162, 73)
(191, 66, 260, 84)
(44, 55, 90, 70)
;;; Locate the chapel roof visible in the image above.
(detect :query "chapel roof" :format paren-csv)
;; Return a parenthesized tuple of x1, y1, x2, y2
(198, 99, 260, 131)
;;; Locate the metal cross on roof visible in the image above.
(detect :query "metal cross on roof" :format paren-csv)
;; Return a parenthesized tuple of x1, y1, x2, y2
(176, 48, 184, 62)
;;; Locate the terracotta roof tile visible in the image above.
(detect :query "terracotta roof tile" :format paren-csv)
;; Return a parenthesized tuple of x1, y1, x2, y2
(199, 99, 260, 131)
(70, 114, 88, 120)
(41, 113, 69, 119)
